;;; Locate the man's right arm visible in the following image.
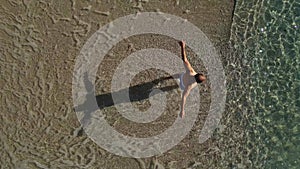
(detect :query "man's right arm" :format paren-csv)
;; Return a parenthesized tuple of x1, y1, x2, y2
(181, 41, 195, 73)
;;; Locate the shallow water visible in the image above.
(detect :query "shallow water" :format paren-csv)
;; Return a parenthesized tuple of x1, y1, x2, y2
(230, 0, 300, 168)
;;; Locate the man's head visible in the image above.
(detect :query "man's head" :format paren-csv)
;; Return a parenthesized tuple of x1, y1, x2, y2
(194, 73, 206, 83)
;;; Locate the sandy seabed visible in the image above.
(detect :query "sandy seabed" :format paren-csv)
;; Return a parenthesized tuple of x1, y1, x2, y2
(0, 0, 235, 168)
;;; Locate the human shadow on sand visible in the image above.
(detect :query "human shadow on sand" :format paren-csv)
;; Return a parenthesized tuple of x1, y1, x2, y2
(74, 72, 180, 127)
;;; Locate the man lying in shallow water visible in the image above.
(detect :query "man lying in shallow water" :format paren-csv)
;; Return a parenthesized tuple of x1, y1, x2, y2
(177, 40, 206, 118)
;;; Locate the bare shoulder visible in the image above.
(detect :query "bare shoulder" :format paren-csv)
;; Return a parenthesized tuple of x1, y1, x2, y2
(191, 82, 198, 88)
(186, 82, 197, 91)
(188, 70, 197, 77)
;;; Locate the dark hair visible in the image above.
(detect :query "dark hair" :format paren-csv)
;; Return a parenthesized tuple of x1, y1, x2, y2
(194, 73, 204, 83)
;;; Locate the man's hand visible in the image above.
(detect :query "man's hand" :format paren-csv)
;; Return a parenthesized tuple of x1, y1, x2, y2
(180, 110, 185, 118)
(180, 40, 186, 48)
(180, 40, 187, 62)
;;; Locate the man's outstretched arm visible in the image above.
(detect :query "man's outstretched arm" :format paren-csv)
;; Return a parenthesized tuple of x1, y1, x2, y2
(180, 41, 195, 74)
(180, 87, 191, 118)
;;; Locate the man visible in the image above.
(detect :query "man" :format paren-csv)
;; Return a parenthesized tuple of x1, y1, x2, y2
(178, 41, 206, 118)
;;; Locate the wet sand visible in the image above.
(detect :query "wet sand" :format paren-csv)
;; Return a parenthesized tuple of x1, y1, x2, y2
(0, 0, 234, 168)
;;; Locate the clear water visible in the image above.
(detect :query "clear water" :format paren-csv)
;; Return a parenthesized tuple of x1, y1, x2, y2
(231, 0, 300, 168)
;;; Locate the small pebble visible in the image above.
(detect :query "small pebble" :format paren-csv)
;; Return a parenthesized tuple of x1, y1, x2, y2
(82, 5, 92, 10)
(93, 10, 110, 16)
(184, 9, 190, 14)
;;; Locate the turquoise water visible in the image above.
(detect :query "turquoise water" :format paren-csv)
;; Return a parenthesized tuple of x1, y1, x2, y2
(232, 0, 300, 168)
